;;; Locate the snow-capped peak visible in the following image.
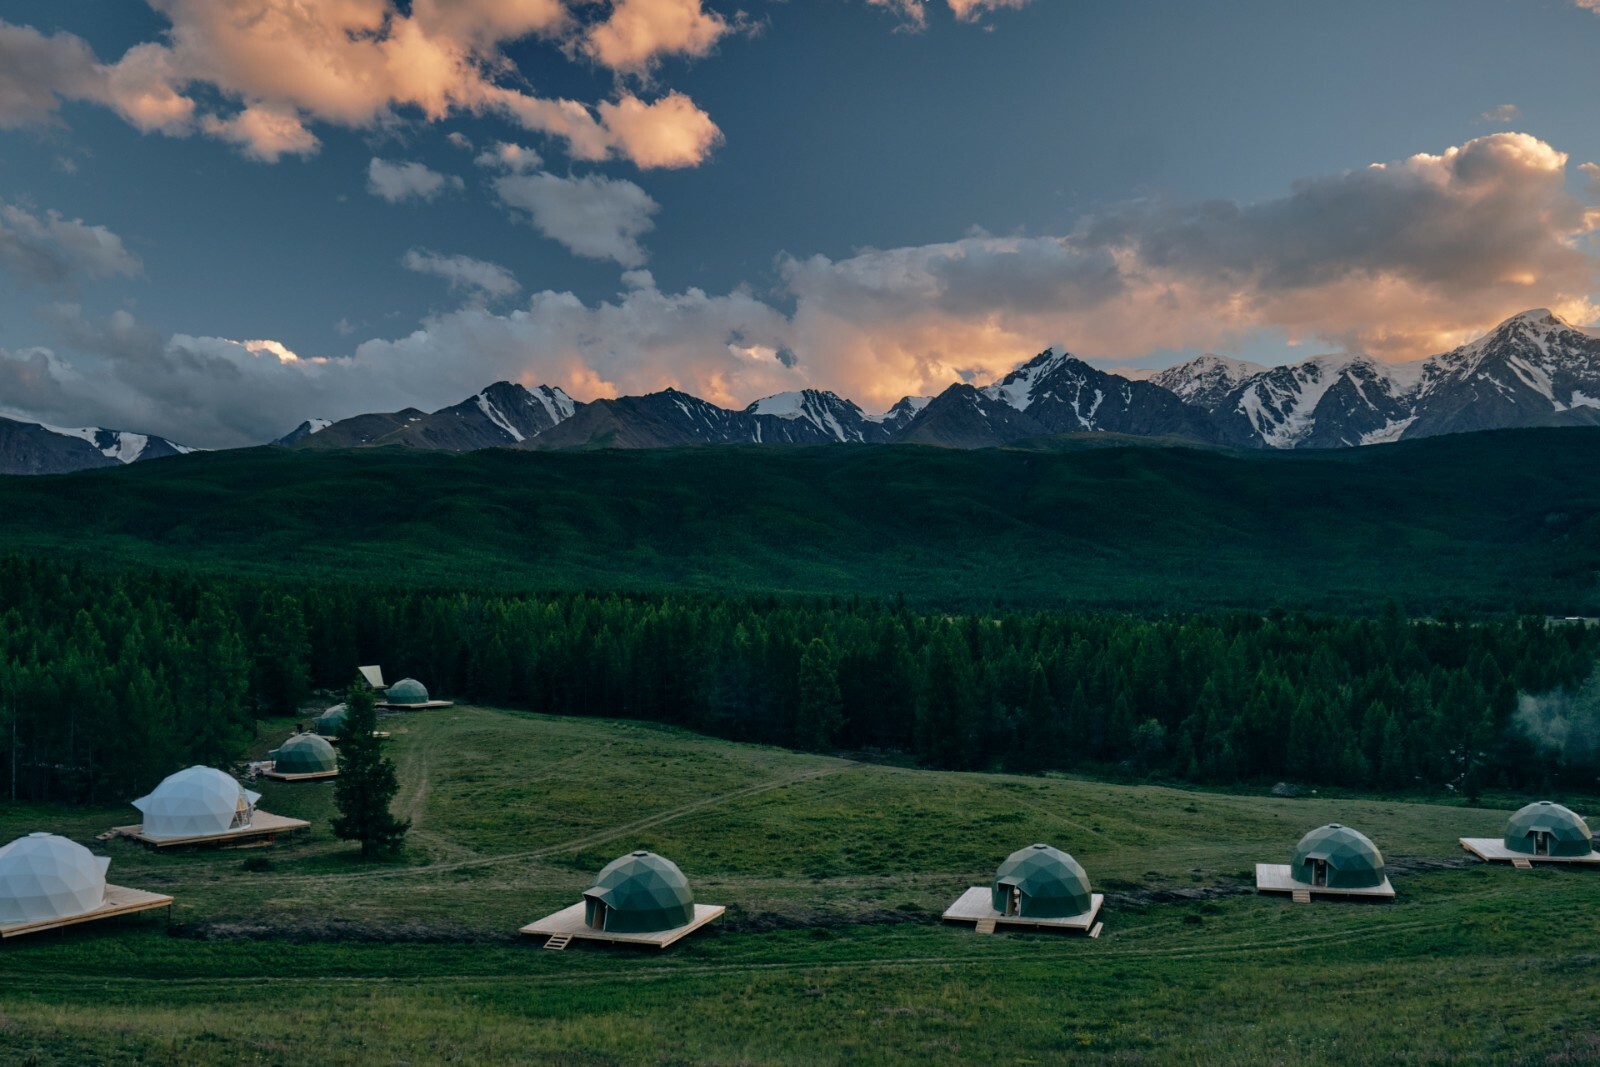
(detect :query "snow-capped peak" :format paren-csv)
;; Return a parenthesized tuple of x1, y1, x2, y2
(1147, 353, 1270, 408)
(981, 347, 1079, 412)
(745, 389, 865, 442)
(864, 395, 932, 423)
(38, 423, 194, 464)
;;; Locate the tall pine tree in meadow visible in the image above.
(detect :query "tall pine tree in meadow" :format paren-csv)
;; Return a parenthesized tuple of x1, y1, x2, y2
(332, 678, 409, 858)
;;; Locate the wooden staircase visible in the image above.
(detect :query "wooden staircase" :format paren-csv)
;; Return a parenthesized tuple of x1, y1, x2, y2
(1511, 858, 1534, 870)
(1291, 889, 1312, 904)
(974, 918, 997, 935)
(544, 933, 574, 951)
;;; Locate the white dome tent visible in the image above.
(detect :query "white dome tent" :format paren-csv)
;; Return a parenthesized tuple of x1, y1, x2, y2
(134, 766, 261, 839)
(0, 832, 171, 939)
(0, 833, 109, 924)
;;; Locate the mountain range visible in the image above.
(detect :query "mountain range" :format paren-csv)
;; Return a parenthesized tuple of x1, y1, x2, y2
(5, 309, 1599, 474)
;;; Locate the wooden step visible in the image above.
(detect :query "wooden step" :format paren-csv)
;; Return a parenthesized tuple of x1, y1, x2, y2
(544, 933, 574, 951)
(973, 918, 997, 935)
(1291, 889, 1312, 904)
(1511, 858, 1533, 870)
(1087, 922, 1104, 940)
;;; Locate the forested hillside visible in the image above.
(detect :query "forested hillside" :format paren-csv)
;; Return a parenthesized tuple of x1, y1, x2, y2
(4, 556, 1594, 805)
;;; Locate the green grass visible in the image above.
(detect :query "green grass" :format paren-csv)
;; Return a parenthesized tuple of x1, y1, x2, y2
(1, 706, 1597, 1065)
(0, 427, 1598, 611)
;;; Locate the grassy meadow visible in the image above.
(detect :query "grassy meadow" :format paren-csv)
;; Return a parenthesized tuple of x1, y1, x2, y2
(1, 705, 1596, 1065)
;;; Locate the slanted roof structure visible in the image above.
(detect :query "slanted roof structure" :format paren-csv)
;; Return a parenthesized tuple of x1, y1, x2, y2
(584, 851, 696, 934)
(312, 704, 349, 738)
(267, 733, 338, 777)
(384, 678, 430, 706)
(1504, 801, 1592, 857)
(0, 833, 109, 924)
(992, 843, 1092, 919)
(133, 766, 260, 839)
(1290, 824, 1387, 889)
(358, 665, 386, 689)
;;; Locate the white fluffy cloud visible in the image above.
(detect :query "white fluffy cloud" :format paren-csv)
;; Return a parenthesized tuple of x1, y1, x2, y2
(0, 199, 143, 289)
(1480, 103, 1520, 124)
(401, 248, 521, 302)
(367, 158, 466, 202)
(493, 171, 659, 266)
(867, 0, 1034, 29)
(0, 4, 724, 169)
(583, 0, 731, 74)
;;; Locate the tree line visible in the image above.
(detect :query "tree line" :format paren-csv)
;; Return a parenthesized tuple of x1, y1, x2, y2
(1, 555, 1596, 804)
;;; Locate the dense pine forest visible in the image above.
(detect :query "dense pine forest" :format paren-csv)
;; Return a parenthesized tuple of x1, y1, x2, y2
(3, 555, 1596, 806)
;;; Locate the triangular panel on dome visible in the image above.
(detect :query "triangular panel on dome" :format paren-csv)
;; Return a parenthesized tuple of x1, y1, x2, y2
(358, 665, 387, 689)
(1460, 801, 1600, 867)
(0, 833, 172, 939)
(943, 843, 1105, 936)
(520, 849, 724, 949)
(115, 765, 310, 848)
(1256, 823, 1395, 901)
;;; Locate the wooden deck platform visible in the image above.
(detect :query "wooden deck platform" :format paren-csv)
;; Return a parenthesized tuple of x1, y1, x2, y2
(1460, 838, 1600, 866)
(941, 886, 1104, 934)
(260, 767, 338, 782)
(0, 885, 172, 940)
(519, 902, 725, 949)
(313, 732, 391, 742)
(1255, 863, 1395, 900)
(110, 811, 310, 849)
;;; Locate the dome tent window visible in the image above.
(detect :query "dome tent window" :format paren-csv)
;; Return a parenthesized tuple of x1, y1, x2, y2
(521, 849, 725, 949)
(1256, 824, 1395, 901)
(944, 842, 1105, 936)
(1460, 801, 1599, 867)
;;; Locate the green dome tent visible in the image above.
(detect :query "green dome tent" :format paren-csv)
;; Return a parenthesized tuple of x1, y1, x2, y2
(991, 843, 1092, 919)
(583, 851, 695, 934)
(312, 704, 348, 737)
(1291, 824, 1386, 889)
(384, 678, 430, 706)
(1504, 801, 1592, 858)
(269, 733, 337, 775)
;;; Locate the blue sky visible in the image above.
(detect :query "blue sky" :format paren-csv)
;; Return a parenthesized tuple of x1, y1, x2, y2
(0, 0, 1598, 446)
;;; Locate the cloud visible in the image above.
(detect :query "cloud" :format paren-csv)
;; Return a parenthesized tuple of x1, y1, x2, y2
(493, 171, 659, 266)
(201, 103, 320, 161)
(1582, 162, 1600, 198)
(0, 199, 143, 289)
(367, 158, 465, 202)
(0, 5, 723, 169)
(866, 0, 1034, 29)
(582, 0, 730, 74)
(475, 141, 544, 172)
(1480, 103, 1520, 124)
(401, 248, 521, 302)
(1577, 0, 1600, 12)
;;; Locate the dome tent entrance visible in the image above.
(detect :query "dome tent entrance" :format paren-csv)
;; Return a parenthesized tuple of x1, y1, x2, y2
(0, 832, 172, 939)
(1256, 823, 1395, 901)
(944, 842, 1105, 936)
(520, 849, 725, 949)
(1460, 801, 1600, 866)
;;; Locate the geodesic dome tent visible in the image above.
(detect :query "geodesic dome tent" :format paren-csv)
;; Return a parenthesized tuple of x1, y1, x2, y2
(0, 833, 109, 924)
(384, 678, 430, 706)
(312, 704, 349, 737)
(133, 766, 260, 838)
(1291, 824, 1386, 889)
(583, 851, 695, 934)
(269, 733, 337, 775)
(1504, 802, 1593, 858)
(991, 843, 1093, 919)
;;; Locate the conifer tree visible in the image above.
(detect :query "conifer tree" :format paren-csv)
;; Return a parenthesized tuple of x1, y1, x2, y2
(796, 638, 843, 751)
(332, 679, 409, 858)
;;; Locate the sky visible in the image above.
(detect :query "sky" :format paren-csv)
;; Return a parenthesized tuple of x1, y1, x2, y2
(0, 0, 1598, 448)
